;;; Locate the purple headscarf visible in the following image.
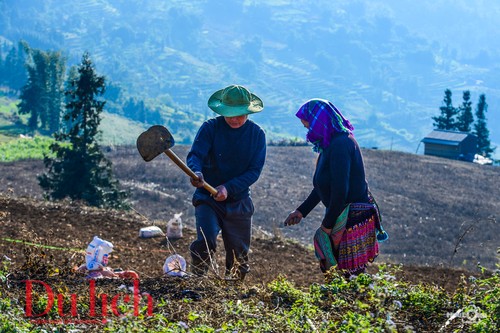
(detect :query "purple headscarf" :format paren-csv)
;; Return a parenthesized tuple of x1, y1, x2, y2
(296, 99, 354, 152)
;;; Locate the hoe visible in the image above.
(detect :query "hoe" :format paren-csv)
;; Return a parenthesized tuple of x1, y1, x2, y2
(136, 125, 217, 196)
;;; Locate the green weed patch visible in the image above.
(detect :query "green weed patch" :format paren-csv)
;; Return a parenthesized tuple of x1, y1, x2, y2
(1, 256, 498, 333)
(0, 136, 62, 162)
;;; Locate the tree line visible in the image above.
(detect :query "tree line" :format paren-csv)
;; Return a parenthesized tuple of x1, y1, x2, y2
(0, 41, 164, 133)
(433, 89, 495, 158)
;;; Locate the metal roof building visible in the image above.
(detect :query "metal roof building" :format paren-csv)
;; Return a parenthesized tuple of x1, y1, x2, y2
(421, 130, 477, 160)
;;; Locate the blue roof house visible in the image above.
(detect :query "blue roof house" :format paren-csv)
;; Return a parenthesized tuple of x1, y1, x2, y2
(421, 130, 477, 160)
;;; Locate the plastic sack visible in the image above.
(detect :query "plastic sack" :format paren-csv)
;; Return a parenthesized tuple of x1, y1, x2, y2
(85, 236, 114, 271)
(166, 213, 183, 239)
(163, 254, 186, 277)
(139, 226, 164, 238)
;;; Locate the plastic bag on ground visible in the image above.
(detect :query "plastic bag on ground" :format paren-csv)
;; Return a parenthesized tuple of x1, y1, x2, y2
(166, 213, 183, 239)
(85, 236, 114, 271)
(163, 254, 187, 277)
(139, 225, 164, 238)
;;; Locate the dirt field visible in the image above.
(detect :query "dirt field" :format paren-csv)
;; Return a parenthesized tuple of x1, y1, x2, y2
(0, 194, 479, 292)
(1, 145, 498, 291)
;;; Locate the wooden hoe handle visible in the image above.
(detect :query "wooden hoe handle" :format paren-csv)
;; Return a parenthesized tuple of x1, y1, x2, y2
(164, 149, 218, 196)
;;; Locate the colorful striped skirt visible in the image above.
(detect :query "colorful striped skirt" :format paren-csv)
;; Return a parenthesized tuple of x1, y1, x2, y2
(314, 202, 380, 274)
(337, 203, 379, 272)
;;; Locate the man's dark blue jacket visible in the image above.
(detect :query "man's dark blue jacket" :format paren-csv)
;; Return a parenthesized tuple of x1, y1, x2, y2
(187, 116, 266, 202)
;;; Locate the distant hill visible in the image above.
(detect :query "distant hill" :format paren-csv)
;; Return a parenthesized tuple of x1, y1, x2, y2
(1, 0, 499, 157)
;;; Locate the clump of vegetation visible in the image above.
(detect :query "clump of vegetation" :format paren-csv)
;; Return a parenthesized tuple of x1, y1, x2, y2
(0, 136, 63, 161)
(268, 137, 308, 147)
(433, 89, 496, 158)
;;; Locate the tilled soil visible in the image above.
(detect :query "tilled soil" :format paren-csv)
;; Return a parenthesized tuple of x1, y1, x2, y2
(1, 194, 479, 292)
(0, 190, 490, 333)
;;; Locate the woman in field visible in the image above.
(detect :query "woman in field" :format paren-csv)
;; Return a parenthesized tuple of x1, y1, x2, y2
(284, 98, 387, 277)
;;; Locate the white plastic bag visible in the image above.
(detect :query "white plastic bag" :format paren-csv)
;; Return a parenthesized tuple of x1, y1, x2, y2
(85, 236, 113, 271)
(166, 213, 183, 239)
(139, 226, 164, 238)
(163, 254, 186, 277)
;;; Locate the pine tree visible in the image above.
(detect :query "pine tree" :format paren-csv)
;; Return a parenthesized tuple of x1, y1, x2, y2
(46, 51, 66, 133)
(123, 97, 137, 120)
(457, 90, 474, 132)
(18, 45, 66, 133)
(61, 66, 79, 134)
(38, 52, 128, 209)
(3, 41, 28, 90)
(433, 89, 458, 130)
(4, 46, 16, 82)
(13, 41, 28, 90)
(18, 49, 48, 131)
(34, 50, 50, 130)
(474, 94, 495, 158)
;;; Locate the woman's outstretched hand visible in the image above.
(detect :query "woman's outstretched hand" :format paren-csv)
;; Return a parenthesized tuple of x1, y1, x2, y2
(284, 210, 303, 226)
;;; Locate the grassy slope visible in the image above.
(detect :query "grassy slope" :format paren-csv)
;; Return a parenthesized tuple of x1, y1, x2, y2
(0, 95, 147, 147)
(99, 112, 148, 146)
(0, 96, 27, 142)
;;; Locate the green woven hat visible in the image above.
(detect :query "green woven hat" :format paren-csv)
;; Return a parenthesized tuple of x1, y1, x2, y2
(208, 84, 263, 117)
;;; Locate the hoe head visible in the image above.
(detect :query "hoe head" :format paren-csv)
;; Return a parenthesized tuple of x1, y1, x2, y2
(136, 125, 175, 162)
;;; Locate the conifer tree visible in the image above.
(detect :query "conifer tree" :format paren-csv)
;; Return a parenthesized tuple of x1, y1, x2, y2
(457, 90, 474, 132)
(61, 66, 79, 133)
(47, 51, 66, 133)
(18, 45, 66, 133)
(39, 52, 128, 209)
(474, 94, 495, 158)
(18, 49, 48, 130)
(433, 89, 458, 130)
(3, 41, 28, 90)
